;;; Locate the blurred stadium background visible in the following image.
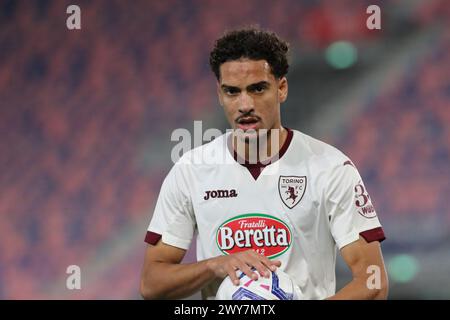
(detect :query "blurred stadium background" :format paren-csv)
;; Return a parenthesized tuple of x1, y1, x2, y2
(0, 0, 449, 299)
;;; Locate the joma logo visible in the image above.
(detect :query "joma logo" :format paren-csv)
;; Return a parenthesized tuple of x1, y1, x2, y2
(204, 189, 238, 200)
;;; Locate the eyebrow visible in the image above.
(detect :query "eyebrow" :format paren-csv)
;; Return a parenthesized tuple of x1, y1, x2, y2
(221, 81, 270, 92)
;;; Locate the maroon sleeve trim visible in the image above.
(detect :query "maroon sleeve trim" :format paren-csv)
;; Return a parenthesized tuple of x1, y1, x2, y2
(359, 227, 386, 243)
(145, 231, 162, 245)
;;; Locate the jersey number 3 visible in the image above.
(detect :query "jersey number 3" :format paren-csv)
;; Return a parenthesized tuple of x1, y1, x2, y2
(354, 183, 370, 208)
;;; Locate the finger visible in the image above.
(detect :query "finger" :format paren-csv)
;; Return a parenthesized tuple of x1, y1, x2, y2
(225, 265, 240, 286)
(251, 260, 271, 278)
(272, 260, 282, 267)
(237, 251, 262, 273)
(238, 261, 259, 281)
(243, 255, 270, 277)
(258, 256, 281, 272)
(244, 251, 276, 276)
(244, 253, 273, 278)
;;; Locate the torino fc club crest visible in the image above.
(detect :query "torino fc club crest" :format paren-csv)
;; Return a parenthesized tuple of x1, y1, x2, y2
(278, 176, 307, 209)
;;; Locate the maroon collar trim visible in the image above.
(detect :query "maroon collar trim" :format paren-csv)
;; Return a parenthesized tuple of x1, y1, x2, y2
(228, 128, 293, 179)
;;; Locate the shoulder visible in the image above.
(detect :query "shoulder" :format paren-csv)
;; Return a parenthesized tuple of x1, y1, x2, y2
(290, 131, 364, 199)
(291, 130, 351, 170)
(161, 134, 229, 192)
(176, 132, 231, 168)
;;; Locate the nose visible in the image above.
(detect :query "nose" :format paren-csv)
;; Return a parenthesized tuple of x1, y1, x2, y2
(238, 92, 254, 114)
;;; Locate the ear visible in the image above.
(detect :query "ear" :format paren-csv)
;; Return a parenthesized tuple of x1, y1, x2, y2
(216, 81, 224, 106)
(278, 77, 288, 103)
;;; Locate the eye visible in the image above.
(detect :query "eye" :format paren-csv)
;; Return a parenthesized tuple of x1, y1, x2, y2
(224, 88, 239, 96)
(253, 86, 265, 93)
(250, 84, 266, 94)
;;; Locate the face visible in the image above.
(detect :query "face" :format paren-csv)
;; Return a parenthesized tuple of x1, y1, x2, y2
(217, 59, 288, 141)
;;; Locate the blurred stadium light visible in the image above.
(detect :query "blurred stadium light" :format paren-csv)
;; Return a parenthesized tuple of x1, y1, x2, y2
(325, 41, 358, 69)
(388, 254, 419, 284)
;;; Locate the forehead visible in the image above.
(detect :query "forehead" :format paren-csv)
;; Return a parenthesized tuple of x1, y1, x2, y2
(219, 59, 275, 85)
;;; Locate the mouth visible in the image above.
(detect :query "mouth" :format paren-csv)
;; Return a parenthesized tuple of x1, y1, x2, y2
(236, 116, 260, 131)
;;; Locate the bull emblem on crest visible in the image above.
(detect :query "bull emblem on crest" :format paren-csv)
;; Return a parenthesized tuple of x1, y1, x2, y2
(278, 176, 307, 209)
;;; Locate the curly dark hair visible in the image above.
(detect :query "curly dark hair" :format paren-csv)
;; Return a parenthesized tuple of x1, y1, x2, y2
(209, 27, 290, 80)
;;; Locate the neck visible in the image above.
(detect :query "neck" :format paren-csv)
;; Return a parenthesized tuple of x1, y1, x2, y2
(232, 127, 288, 164)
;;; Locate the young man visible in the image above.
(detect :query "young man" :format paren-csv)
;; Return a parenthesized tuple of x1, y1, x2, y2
(140, 28, 388, 300)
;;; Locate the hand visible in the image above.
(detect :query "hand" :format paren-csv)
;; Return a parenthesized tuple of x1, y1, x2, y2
(207, 250, 282, 286)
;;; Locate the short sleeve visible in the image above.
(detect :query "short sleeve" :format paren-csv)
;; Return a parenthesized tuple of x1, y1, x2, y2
(325, 160, 385, 250)
(145, 162, 195, 250)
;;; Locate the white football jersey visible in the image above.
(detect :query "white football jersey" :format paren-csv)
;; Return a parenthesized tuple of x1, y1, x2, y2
(145, 129, 385, 299)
